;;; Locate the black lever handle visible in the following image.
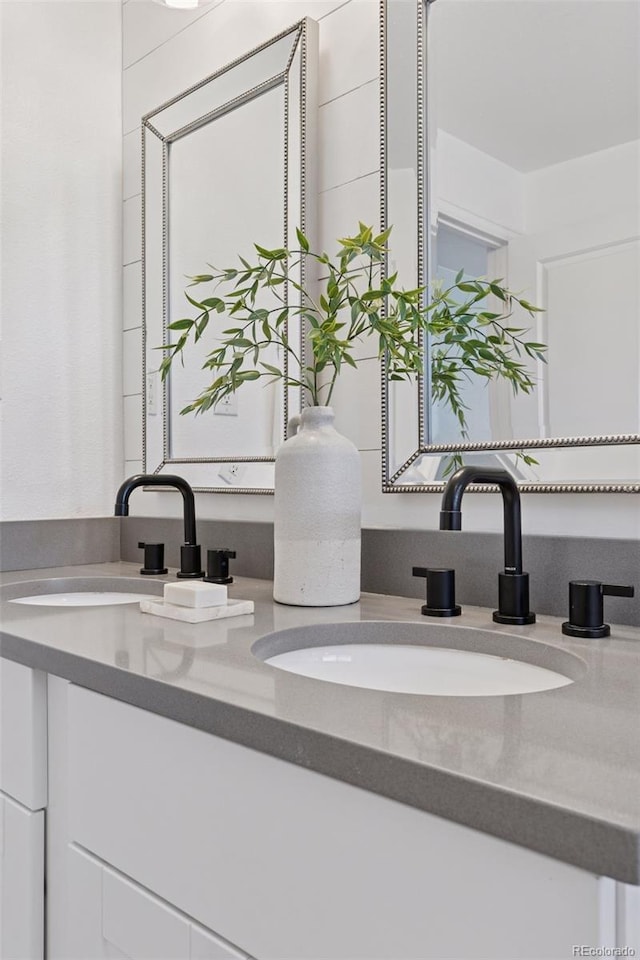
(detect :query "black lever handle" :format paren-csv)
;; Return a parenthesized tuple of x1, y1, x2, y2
(602, 584, 635, 599)
(138, 541, 168, 576)
(204, 549, 237, 585)
(412, 567, 461, 617)
(562, 580, 635, 638)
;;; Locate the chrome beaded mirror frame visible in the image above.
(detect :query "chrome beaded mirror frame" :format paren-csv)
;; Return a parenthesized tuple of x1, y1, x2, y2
(142, 19, 318, 494)
(380, 0, 640, 494)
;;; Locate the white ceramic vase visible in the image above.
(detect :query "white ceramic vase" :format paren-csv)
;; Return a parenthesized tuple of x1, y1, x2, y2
(273, 406, 361, 606)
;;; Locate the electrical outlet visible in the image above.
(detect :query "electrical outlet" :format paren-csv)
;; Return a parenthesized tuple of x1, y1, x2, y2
(147, 373, 158, 416)
(214, 393, 238, 416)
(218, 462, 248, 485)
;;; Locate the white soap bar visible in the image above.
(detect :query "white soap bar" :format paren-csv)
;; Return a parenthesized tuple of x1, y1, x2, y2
(140, 598, 254, 623)
(163, 581, 228, 608)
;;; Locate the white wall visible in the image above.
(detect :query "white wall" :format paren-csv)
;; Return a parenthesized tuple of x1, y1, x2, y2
(519, 139, 640, 456)
(0, 0, 122, 521)
(121, 0, 639, 540)
(430, 132, 640, 484)
(433, 130, 525, 237)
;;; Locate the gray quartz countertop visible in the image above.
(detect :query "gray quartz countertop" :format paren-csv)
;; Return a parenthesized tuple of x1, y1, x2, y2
(1, 561, 639, 884)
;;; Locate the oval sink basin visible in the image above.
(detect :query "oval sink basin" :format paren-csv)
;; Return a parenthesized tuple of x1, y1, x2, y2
(253, 621, 585, 697)
(2, 576, 165, 608)
(11, 592, 161, 607)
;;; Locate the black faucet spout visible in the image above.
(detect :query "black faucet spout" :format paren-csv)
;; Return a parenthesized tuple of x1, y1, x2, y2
(115, 474, 203, 578)
(439, 466, 535, 625)
(440, 467, 523, 573)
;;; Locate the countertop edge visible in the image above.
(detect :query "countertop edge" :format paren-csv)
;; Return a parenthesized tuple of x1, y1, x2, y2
(2, 628, 638, 886)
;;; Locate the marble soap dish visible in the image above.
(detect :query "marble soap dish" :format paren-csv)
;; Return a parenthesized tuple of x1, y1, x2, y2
(140, 597, 254, 623)
(139, 582, 253, 623)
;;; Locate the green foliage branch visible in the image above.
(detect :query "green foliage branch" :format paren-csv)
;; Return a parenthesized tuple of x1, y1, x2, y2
(160, 224, 545, 467)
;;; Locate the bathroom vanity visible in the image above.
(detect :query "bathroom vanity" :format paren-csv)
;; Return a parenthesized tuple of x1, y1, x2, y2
(1, 563, 639, 960)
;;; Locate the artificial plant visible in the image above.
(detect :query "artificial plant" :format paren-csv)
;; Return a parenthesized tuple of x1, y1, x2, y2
(160, 224, 545, 466)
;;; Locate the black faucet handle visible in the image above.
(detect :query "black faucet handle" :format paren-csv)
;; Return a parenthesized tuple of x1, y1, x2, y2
(412, 567, 461, 617)
(138, 541, 168, 576)
(563, 580, 635, 638)
(602, 583, 635, 599)
(204, 549, 237, 585)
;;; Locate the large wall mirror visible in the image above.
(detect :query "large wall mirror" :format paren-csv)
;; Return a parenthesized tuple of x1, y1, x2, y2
(143, 20, 317, 493)
(382, 0, 640, 492)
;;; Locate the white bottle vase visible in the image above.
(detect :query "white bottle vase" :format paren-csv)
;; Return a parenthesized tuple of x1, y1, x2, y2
(274, 406, 361, 606)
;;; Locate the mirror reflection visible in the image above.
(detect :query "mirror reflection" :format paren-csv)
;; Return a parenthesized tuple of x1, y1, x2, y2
(143, 21, 317, 493)
(384, 0, 640, 490)
(167, 85, 285, 463)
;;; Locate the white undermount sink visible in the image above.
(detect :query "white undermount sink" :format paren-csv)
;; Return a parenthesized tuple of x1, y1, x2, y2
(2, 576, 165, 607)
(253, 621, 585, 697)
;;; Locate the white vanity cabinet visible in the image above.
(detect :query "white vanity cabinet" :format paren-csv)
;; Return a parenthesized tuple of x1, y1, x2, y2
(44, 677, 639, 960)
(618, 883, 640, 956)
(64, 844, 251, 960)
(0, 657, 47, 810)
(46, 677, 253, 960)
(0, 793, 45, 960)
(0, 658, 47, 960)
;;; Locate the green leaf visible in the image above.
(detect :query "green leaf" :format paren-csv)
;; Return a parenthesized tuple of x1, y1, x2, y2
(374, 226, 393, 245)
(261, 363, 283, 377)
(168, 318, 194, 331)
(489, 283, 507, 301)
(254, 244, 287, 261)
(296, 227, 310, 252)
(195, 315, 209, 340)
(519, 299, 545, 313)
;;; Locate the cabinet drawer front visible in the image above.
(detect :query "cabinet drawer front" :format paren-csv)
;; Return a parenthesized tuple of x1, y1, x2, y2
(190, 923, 248, 960)
(0, 792, 44, 960)
(0, 659, 47, 809)
(617, 881, 640, 956)
(103, 867, 191, 960)
(68, 845, 249, 960)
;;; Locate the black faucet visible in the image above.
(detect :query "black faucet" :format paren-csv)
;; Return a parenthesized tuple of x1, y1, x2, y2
(439, 466, 535, 625)
(115, 474, 204, 579)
